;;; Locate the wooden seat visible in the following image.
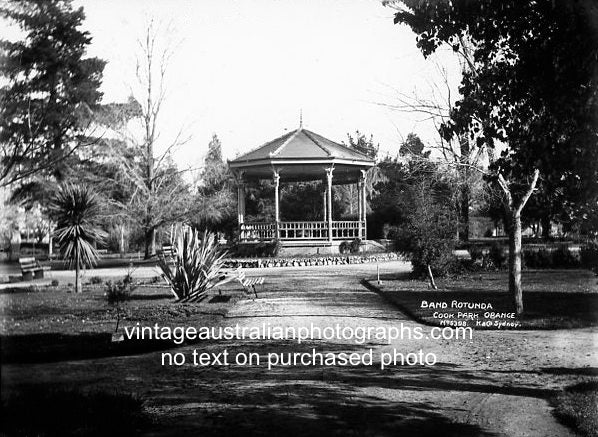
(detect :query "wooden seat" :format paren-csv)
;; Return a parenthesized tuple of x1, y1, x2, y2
(159, 245, 177, 259)
(235, 268, 264, 298)
(19, 257, 50, 281)
(210, 268, 265, 298)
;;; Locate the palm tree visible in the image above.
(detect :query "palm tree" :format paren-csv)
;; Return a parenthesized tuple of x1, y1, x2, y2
(50, 184, 106, 293)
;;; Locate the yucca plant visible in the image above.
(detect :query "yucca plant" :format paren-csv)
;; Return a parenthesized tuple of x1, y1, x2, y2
(158, 228, 227, 302)
(50, 184, 106, 293)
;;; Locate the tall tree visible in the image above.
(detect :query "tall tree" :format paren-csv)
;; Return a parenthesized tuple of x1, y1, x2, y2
(199, 135, 229, 196)
(114, 19, 190, 258)
(391, 0, 598, 313)
(382, 58, 486, 242)
(193, 134, 236, 234)
(341, 131, 385, 219)
(0, 0, 105, 187)
(344, 130, 378, 160)
(399, 133, 429, 159)
(50, 183, 105, 293)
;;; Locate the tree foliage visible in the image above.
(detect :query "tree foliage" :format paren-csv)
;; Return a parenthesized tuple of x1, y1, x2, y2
(50, 183, 106, 293)
(393, 0, 598, 227)
(0, 0, 105, 186)
(108, 19, 191, 258)
(158, 228, 227, 302)
(392, 0, 598, 313)
(370, 153, 457, 286)
(369, 147, 438, 238)
(338, 130, 385, 219)
(400, 180, 458, 288)
(193, 134, 236, 234)
(344, 130, 379, 159)
(399, 133, 429, 159)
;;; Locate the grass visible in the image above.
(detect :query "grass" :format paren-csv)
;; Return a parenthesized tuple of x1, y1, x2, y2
(0, 265, 596, 436)
(0, 281, 243, 363)
(550, 381, 598, 437)
(1, 386, 150, 436)
(369, 269, 598, 329)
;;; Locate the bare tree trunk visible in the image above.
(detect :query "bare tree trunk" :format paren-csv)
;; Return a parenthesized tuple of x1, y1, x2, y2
(75, 250, 81, 293)
(115, 306, 121, 333)
(427, 264, 437, 289)
(458, 135, 470, 242)
(541, 215, 551, 239)
(119, 224, 125, 255)
(509, 211, 523, 314)
(459, 184, 470, 242)
(48, 220, 53, 259)
(497, 169, 540, 315)
(144, 227, 156, 259)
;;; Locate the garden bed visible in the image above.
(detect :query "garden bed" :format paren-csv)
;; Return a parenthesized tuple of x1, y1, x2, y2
(223, 252, 399, 269)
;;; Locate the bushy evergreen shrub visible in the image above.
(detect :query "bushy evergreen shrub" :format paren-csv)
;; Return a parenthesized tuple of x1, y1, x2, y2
(158, 229, 227, 302)
(552, 246, 581, 268)
(488, 244, 507, 269)
(339, 241, 350, 254)
(349, 238, 361, 253)
(581, 241, 598, 273)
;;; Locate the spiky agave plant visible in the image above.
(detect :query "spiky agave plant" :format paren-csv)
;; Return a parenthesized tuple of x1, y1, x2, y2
(158, 228, 227, 302)
(50, 184, 106, 293)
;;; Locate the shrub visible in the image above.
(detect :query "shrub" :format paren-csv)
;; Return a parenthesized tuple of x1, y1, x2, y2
(539, 249, 554, 268)
(50, 279, 59, 287)
(89, 276, 103, 285)
(581, 240, 598, 273)
(105, 269, 138, 332)
(468, 246, 484, 263)
(524, 248, 553, 269)
(411, 243, 459, 278)
(105, 276, 137, 305)
(339, 241, 350, 254)
(271, 240, 282, 257)
(524, 246, 582, 269)
(349, 238, 361, 253)
(158, 229, 227, 302)
(398, 180, 459, 287)
(149, 275, 161, 284)
(233, 240, 280, 257)
(552, 246, 581, 268)
(488, 244, 507, 269)
(256, 240, 280, 257)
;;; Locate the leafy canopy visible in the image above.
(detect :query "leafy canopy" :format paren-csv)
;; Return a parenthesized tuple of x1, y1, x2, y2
(0, 0, 105, 185)
(393, 0, 598, 220)
(50, 183, 106, 269)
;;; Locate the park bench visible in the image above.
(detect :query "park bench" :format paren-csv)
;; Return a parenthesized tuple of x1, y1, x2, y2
(235, 268, 265, 298)
(158, 245, 177, 259)
(213, 267, 265, 298)
(19, 257, 50, 281)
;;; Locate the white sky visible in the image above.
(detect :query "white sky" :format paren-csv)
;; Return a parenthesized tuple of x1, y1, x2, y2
(75, 0, 462, 168)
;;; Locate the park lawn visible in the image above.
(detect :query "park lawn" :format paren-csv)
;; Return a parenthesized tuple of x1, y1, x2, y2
(372, 269, 598, 330)
(0, 281, 243, 363)
(550, 381, 598, 437)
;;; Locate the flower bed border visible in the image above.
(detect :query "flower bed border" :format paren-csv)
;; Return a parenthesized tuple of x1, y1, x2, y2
(222, 252, 400, 269)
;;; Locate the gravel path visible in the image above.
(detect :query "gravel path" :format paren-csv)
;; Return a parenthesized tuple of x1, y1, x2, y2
(2, 261, 596, 436)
